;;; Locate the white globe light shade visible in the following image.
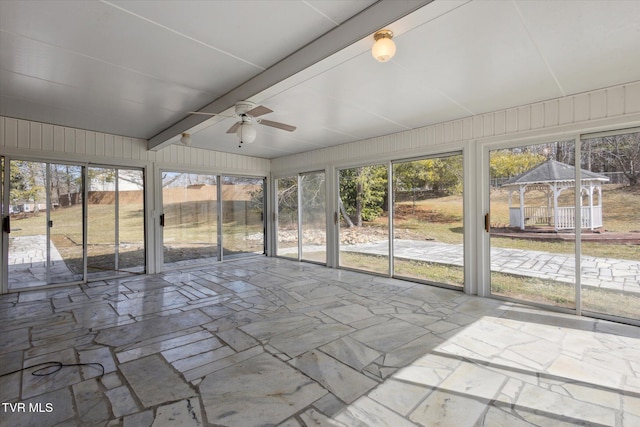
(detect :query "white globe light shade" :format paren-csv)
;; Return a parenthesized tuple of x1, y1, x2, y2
(372, 36, 396, 62)
(236, 122, 257, 144)
(180, 133, 191, 146)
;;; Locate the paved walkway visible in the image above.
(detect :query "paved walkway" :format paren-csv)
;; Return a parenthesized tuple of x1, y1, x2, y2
(285, 239, 640, 294)
(7, 235, 79, 289)
(8, 236, 640, 294)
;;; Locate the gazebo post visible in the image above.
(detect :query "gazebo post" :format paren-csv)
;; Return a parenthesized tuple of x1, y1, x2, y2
(519, 185, 526, 230)
(546, 186, 552, 226)
(588, 183, 595, 230)
(552, 182, 559, 232)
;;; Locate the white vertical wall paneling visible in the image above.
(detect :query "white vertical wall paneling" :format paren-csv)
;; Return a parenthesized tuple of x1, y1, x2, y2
(64, 128, 75, 153)
(590, 91, 607, 120)
(30, 122, 42, 151)
(544, 100, 559, 127)
(17, 120, 29, 149)
(505, 108, 518, 134)
(444, 122, 454, 143)
(463, 118, 473, 140)
(531, 104, 544, 129)
(453, 119, 464, 141)
(558, 97, 573, 124)
(607, 86, 625, 117)
(271, 81, 640, 174)
(43, 124, 54, 152)
(0, 117, 4, 147)
(574, 93, 590, 122)
(482, 114, 494, 138)
(85, 131, 96, 157)
(437, 123, 446, 143)
(494, 111, 506, 135)
(123, 137, 132, 159)
(95, 133, 105, 157)
(104, 134, 115, 158)
(75, 130, 86, 155)
(472, 116, 482, 139)
(4, 119, 17, 148)
(53, 126, 64, 152)
(114, 135, 124, 158)
(625, 82, 640, 113)
(517, 106, 531, 131)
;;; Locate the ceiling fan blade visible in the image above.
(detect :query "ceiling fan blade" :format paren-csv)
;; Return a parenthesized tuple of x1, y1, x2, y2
(259, 119, 296, 132)
(226, 122, 240, 134)
(246, 105, 273, 117)
(189, 111, 235, 118)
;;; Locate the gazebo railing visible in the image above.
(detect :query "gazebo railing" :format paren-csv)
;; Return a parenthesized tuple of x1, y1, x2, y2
(511, 206, 603, 230)
(523, 206, 552, 225)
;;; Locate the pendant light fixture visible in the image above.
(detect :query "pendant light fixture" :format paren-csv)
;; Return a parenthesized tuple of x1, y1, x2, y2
(372, 29, 396, 62)
(236, 121, 256, 147)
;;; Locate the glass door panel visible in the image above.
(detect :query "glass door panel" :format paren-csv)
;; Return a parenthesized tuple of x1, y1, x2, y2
(276, 176, 299, 259)
(8, 160, 83, 289)
(222, 176, 264, 258)
(338, 165, 389, 274)
(580, 131, 640, 320)
(88, 167, 145, 278)
(162, 172, 218, 267)
(489, 141, 576, 309)
(48, 164, 84, 284)
(392, 154, 464, 287)
(117, 170, 145, 272)
(87, 167, 116, 275)
(1, 157, 5, 292)
(300, 172, 326, 263)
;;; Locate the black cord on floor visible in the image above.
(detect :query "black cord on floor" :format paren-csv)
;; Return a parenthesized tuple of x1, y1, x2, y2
(0, 361, 105, 378)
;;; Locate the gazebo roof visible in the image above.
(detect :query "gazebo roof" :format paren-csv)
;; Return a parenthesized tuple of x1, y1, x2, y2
(503, 159, 609, 187)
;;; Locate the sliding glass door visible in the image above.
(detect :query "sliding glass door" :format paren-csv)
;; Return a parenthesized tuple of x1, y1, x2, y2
(276, 176, 299, 259)
(488, 141, 577, 309)
(7, 160, 84, 289)
(338, 164, 389, 274)
(300, 172, 326, 263)
(392, 154, 464, 287)
(161, 172, 218, 268)
(579, 130, 640, 321)
(87, 167, 145, 278)
(222, 176, 265, 258)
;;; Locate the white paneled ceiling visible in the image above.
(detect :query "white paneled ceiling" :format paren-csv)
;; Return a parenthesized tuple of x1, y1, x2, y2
(1, 0, 639, 159)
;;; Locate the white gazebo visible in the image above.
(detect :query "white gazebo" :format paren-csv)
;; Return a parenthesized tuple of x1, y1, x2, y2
(502, 160, 609, 231)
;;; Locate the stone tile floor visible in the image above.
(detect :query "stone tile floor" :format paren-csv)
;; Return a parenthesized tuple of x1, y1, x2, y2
(1, 257, 639, 426)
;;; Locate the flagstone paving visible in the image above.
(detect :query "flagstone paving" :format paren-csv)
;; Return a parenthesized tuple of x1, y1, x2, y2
(1, 257, 639, 426)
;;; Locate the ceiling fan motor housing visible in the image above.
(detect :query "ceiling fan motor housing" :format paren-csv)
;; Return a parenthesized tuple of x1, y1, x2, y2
(235, 101, 257, 115)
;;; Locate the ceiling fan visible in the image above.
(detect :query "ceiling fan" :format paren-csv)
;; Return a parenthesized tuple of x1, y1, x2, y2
(189, 101, 296, 147)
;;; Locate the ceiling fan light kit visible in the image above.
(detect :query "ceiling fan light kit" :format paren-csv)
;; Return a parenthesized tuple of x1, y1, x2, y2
(236, 121, 257, 146)
(372, 29, 396, 62)
(180, 132, 192, 146)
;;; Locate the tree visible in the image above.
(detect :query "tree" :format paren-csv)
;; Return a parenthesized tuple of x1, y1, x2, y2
(10, 161, 44, 214)
(393, 161, 428, 213)
(275, 176, 298, 226)
(339, 166, 387, 226)
(490, 150, 546, 180)
(583, 132, 640, 186)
